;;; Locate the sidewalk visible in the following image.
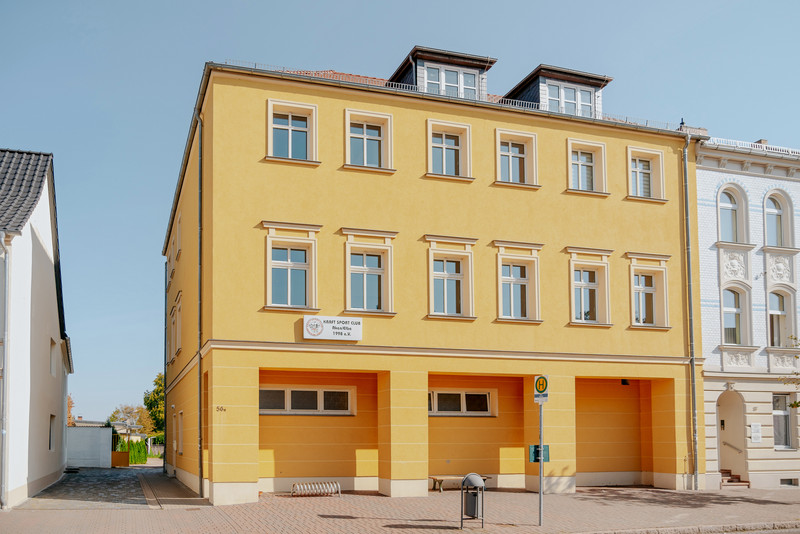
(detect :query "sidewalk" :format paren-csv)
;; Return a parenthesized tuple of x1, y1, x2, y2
(3, 472, 800, 533)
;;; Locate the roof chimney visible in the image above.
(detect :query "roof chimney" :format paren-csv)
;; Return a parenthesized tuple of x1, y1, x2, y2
(77, 416, 83, 420)
(754, 139, 768, 145)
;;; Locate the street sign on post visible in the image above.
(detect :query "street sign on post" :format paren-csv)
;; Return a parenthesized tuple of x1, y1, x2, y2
(534, 375, 548, 404)
(533, 375, 548, 526)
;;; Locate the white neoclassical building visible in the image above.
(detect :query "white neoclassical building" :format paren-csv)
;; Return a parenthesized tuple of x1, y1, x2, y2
(697, 137, 800, 489)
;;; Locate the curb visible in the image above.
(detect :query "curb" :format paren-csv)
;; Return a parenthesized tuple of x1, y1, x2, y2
(588, 520, 800, 534)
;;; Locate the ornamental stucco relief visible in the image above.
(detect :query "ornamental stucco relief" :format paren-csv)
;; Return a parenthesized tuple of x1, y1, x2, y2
(772, 353, 797, 369)
(722, 250, 747, 281)
(768, 255, 792, 284)
(724, 352, 751, 367)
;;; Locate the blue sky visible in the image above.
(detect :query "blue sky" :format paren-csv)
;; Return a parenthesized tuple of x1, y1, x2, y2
(1, 0, 798, 421)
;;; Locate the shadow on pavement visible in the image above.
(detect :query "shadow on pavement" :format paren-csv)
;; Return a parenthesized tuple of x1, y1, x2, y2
(573, 487, 794, 508)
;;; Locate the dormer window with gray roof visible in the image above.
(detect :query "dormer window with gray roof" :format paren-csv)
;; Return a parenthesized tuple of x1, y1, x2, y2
(389, 46, 496, 101)
(504, 65, 612, 119)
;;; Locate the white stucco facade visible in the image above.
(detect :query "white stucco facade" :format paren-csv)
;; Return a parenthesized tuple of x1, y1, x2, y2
(697, 139, 800, 489)
(0, 157, 72, 508)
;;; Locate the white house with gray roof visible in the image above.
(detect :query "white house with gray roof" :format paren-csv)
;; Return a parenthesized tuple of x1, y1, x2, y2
(0, 149, 72, 508)
(697, 138, 800, 489)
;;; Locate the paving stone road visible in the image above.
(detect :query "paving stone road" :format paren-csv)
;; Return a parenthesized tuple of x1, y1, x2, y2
(3, 468, 800, 534)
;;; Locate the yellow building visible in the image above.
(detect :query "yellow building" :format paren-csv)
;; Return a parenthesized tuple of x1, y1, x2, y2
(163, 46, 706, 505)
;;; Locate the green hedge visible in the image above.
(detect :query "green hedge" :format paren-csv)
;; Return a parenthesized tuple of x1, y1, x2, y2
(115, 439, 148, 464)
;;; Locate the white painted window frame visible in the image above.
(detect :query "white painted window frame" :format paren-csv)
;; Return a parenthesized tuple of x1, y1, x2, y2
(425, 235, 476, 318)
(567, 247, 611, 325)
(567, 139, 606, 193)
(627, 147, 665, 200)
(494, 241, 542, 321)
(345, 109, 393, 170)
(423, 62, 480, 99)
(720, 282, 751, 346)
(626, 253, 670, 328)
(546, 82, 594, 117)
(764, 191, 794, 248)
(267, 99, 318, 161)
(343, 228, 396, 313)
(495, 129, 537, 186)
(717, 185, 748, 244)
(427, 119, 472, 179)
(263, 222, 321, 310)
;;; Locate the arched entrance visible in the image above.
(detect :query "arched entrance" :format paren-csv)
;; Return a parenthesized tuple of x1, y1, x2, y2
(717, 390, 747, 481)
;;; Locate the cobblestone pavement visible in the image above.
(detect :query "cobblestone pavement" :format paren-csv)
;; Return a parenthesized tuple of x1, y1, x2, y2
(3, 474, 800, 534)
(14, 466, 149, 510)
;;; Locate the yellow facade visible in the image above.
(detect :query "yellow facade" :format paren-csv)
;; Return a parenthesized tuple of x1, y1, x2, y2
(163, 54, 705, 505)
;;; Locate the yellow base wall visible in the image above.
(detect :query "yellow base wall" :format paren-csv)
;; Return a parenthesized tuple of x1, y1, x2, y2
(428, 375, 524, 476)
(576, 378, 652, 474)
(258, 371, 378, 479)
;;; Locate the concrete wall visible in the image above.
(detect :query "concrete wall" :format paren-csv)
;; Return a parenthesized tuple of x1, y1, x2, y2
(66, 427, 111, 468)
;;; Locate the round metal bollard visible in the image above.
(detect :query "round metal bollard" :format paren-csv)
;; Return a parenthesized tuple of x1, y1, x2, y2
(460, 473, 485, 529)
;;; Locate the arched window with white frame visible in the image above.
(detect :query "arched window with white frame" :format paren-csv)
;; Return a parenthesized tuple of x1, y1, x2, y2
(721, 285, 751, 346)
(768, 289, 795, 347)
(764, 192, 793, 248)
(718, 187, 748, 243)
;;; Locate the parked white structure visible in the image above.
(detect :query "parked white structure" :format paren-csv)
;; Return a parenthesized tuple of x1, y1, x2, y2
(0, 149, 73, 508)
(697, 138, 800, 489)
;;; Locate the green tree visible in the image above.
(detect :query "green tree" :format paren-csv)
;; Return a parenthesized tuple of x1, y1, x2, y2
(143, 372, 165, 433)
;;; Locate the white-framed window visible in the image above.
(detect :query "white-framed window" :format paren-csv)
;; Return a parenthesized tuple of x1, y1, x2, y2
(773, 394, 792, 449)
(633, 274, 655, 325)
(427, 119, 471, 179)
(424, 63, 479, 99)
(167, 242, 174, 282)
(271, 247, 309, 307)
(567, 139, 606, 193)
(626, 253, 670, 328)
(345, 109, 393, 170)
(718, 186, 748, 243)
(547, 82, 594, 117)
(568, 247, 611, 325)
(263, 221, 321, 310)
(267, 100, 318, 161)
(721, 286, 751, 345)
(425, 235, 476, 318)
(627, 147, 665, 200)
(494, 241, 542, 321)
(574, 269, 598, 322)
(495, 129, 537, 186)
(768, 291, 794, 347)
(428, 389, 495, 416)
(259, 386, 355, 415)
(765, 193, 793, 247)
(343, 228, 396, 313)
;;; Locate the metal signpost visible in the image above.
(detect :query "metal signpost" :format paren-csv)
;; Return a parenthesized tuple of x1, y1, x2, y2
(533, 375, 548, 527)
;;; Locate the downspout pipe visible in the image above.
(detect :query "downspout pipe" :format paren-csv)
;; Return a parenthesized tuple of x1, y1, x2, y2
(682, 131, 700, 490)
(194, 110, 204, 498)
(0, 232, 9, 509)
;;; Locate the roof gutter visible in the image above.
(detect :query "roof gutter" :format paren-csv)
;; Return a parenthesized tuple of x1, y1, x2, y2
(0, 232, 10, 508)
(194, 109, 204, 499)
(681, 130, 700, 490)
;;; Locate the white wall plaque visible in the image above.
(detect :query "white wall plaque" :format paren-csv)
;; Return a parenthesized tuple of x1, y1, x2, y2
(751, 422, 762, 443)
(303, 316, 362, 340)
